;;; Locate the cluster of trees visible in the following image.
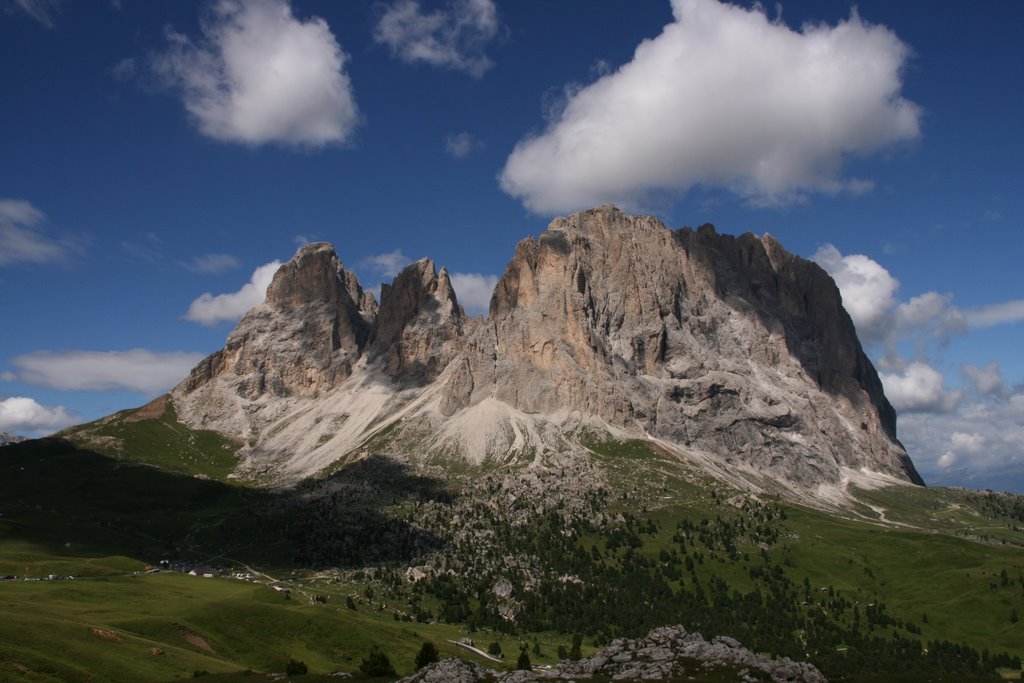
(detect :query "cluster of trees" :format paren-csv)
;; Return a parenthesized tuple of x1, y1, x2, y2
(409, 500, 1020, 678)
(976, 491, 1024, 524)
(269, 458, 1021, 679)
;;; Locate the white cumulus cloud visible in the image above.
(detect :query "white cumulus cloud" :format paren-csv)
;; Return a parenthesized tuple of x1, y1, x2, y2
(7, 350, 206, 394)
(375, 0, 498, 78)
(155, 0, 359, 147)
(500, 0, 920, 213)
(892, 291, 967, 343)
(0, 198, 74, 266)
(879, 362, 961, 414)
(450, 272, 498, 317)
(812, 244, 979, 358)
(0, 397, 78, 435)
(814, 244, 1022, 355)
(811, 247, 1022, 490)
(812, 244, 898, 342)
(185, 260, 281, 325)
(900, 391, 1024, 491)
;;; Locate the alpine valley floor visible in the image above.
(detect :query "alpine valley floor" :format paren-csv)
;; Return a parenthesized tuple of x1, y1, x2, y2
(1, 413, 1021, 682)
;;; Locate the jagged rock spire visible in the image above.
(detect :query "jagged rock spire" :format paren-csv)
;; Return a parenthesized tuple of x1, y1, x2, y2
(173, 206, 922, 490)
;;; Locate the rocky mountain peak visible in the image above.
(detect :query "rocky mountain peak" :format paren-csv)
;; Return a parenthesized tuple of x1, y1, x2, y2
(372, 257, 465, 382)
(172, 206, 922, 494)
(177, 243, 375, 406)
(266, 242, 338, 307)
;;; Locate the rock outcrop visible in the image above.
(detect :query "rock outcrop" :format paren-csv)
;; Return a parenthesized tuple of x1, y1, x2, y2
(397, 625, 826, 682)
(180, 243, 374, 400)
(370, 259, 464, 383)
(171, 206, 922, 493)
(0, 431, 26, 446)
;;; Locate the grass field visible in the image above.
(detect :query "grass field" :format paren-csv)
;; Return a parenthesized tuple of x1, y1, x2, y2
(0, 571, 537, 681)
(1, 425, 1022, 681)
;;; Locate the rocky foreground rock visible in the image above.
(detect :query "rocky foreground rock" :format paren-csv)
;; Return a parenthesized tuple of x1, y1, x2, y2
(398, 625, 826, 682)
(171, 205, 921, 495)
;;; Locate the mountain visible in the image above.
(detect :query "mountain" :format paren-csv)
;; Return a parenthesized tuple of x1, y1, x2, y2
(170, 205, 920, 497)
(0, 431, 26, 446)
(10, 207, 1024, 679)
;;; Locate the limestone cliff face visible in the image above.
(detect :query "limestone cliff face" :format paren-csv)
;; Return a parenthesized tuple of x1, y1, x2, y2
(172, 207, 921, 490)
(175, 243, 376, 430)
(475, 208, 919, 487)
(370, 259, 465, 383)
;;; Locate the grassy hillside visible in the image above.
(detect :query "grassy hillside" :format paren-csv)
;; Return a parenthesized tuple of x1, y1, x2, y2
(1, 430, 1022, 681)
(57, 396, 241, 481)
(0, 572, 541, 681)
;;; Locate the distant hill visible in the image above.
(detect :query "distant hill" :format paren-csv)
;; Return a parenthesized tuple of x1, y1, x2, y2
(0, 431, 26, 446)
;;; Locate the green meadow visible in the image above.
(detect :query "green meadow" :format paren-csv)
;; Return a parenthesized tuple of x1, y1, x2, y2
(1, 424, 1022, 681)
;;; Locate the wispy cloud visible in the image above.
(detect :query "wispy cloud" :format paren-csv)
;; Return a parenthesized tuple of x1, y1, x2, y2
(6, 349, 205, 394)
(501, 0, 920, 212)
(185, 260, 281, 325)
(375, 0, 499, 78)
(0, 396, 78, 435)
(0, 198, 76, 266)
(962, 363, 1006, 397)
(293, 234, 319, 247)
(444, 131, 480, 158)
(109, 56, 137, 82)
(120, 232, 165, 265)
(361, 249, 412, 279)
(154, 0, 358, 147)
(182, 253, 241, 274)
(964, 300, 1024, 329)
(11, 0, 61, 28)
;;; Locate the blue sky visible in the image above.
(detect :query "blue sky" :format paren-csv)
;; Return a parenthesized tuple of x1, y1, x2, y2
(1, 0, 1021, 491)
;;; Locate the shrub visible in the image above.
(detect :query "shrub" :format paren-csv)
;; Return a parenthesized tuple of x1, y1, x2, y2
(569, 634, 582, 660)
(415, 641, 440, 670)
(285, 658, 308, 675)
(360, 646, 396, 677)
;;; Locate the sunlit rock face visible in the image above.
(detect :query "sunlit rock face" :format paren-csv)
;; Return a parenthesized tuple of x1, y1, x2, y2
(173, 205, 922, 491)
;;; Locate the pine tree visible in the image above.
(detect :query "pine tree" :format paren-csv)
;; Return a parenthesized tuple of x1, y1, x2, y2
(569, 634, 582, 660)
(415, 641, 440, 670)
(359, 646, 395, 677)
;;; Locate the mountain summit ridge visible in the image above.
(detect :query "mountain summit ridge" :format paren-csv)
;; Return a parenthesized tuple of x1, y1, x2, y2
(172, 205, 921, 495)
